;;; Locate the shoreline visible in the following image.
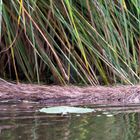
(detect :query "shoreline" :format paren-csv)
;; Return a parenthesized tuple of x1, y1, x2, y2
(0, 82, 140, 106)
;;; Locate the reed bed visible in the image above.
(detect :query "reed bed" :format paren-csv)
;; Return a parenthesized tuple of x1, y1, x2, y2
(0, 0, 140, 85)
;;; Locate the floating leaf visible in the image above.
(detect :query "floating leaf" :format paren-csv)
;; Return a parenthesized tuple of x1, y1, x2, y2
(39, 106, 95, 115)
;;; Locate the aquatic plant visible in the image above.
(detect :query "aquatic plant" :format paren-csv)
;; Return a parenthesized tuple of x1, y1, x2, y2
(0, 0, 140, 85)
(39, 106, 95, 115)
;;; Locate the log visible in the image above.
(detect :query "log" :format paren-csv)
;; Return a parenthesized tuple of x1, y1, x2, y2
(0, 82, 140, 106)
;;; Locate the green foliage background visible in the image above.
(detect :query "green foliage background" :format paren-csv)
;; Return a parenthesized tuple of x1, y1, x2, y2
(0, 0, 140, 85)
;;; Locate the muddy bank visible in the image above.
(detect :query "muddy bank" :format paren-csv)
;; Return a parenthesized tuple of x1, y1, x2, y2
(0, 82, 140, 106)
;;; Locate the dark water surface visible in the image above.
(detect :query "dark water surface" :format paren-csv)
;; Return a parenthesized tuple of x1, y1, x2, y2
(0, 101, 140, 140)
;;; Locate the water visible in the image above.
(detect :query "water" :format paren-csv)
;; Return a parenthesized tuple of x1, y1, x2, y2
(0, 101, 140, 140)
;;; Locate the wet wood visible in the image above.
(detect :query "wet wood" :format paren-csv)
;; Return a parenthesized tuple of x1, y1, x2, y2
(0, 82, 140, 106)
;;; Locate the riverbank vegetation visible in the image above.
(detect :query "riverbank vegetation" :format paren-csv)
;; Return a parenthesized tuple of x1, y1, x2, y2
(0, 0, 140, 85)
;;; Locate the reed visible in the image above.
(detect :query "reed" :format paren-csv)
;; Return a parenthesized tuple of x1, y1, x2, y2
(0, 0, 140, 85)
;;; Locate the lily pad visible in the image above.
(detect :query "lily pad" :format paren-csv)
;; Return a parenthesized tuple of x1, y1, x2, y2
(39, 106, 95, 115)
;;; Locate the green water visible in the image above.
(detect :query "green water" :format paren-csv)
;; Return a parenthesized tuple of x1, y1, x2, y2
(0, 102, 140, 140)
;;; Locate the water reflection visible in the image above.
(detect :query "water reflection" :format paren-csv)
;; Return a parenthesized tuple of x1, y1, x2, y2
(0, 102, 140, 140)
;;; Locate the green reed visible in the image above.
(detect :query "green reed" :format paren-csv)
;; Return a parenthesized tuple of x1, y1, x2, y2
(0, 0, 140, 85)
